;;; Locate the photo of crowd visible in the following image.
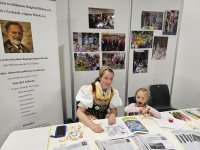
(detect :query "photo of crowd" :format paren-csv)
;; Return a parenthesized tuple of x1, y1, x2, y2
(152, 36, 168, 60)
(131, 31, 153, 49)
(89, 7, 114, 29)
(73, 32, 99, 52)
(74, 53, 100, 71)
(102, 52, 125, 69)
(141, 11, 163, 30)
(101, 33, 125, 51)
(163, 10, 179, 35)
(133, 50, 148, 73)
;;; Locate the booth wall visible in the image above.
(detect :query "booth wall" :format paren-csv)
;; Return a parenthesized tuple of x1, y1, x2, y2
(171, 0, 200, 108)
(69, 0, 131, 117)
(127, 0, 182, 104)
(57, 0, 200, 118)
(56, 0, 185, 119)
(57, 0, 73, 119)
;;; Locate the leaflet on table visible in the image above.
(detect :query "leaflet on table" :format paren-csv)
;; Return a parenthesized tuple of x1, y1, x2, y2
(53, 141, 91, 150)
(95, 137, 135, 150)
(153, 112, 186, 130)
(172, 130, 200, 150)
(132, 133, 176, 150)
(47, 124, 85, 150)
(122, 116, 149, 134)
(100, 119, 132, 138)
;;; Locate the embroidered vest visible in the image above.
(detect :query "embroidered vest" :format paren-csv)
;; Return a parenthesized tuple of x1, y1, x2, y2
(86, 83, 114, 119)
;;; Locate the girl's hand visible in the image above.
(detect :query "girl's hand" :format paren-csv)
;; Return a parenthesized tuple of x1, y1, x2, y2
(91, 123, 104, 133)
(142, 107, 151, 115)
(108, 113, 116, 125)
(139, 107, 145, 114)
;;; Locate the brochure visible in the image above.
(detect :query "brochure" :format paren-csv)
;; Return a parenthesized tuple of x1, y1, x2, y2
(122, 116, 149, 134)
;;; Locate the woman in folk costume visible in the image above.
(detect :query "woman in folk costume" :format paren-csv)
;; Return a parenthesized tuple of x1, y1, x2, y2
(76, 66, 122, 133)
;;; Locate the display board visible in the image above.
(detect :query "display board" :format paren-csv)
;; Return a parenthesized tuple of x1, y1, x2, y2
(127, 0, 183, 102)
(171, 0, 200, 109)
(0, 0, 63, 146)
(69, 0, 131, 116)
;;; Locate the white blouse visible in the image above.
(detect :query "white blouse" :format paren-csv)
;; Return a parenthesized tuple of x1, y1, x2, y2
(76, 82, 122, 109)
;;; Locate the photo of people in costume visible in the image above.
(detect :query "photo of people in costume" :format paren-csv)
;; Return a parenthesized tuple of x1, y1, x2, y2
(73, 32, 99, 52)
(102, 52, 125, 69)
(162, 10, 179, 35)
(131, 31, 153, 49)
(74, 53, 100, 71)
(141, 11, 163, 30)
(152, 36, 168, 60)
(133, 50, 148, 73)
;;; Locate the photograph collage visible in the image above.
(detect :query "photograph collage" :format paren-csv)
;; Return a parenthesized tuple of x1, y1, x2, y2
(73, 8, 179, 73)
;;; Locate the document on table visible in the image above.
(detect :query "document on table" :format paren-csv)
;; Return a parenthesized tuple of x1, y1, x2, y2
(172, 130, 200, 150)
(132, 133, 176, 150)
(95, 137, 135, 150)
(101, 119, 132, 138)
(153, 112, 186, 130)
(53, 141, 91, 150)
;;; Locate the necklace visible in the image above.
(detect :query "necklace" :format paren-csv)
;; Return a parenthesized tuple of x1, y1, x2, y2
(102, 89, 106, 97)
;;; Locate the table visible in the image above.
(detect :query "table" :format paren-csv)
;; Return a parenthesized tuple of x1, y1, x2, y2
(1, 110, 200, 150)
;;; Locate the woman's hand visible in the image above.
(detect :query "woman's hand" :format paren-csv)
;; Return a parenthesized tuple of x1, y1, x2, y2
(108, 113, 116, 125)
(91, 123, 104, 133)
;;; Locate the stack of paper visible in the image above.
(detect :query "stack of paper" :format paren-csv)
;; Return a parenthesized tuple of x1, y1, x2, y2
(172, 130, 200, 150)
(53, 141, 91, 150)
(132, 133, 175, 150)
(95, 137, 135, 150)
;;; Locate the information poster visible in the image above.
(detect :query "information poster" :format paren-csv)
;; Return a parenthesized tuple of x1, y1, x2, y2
(0, 0, 63, 146)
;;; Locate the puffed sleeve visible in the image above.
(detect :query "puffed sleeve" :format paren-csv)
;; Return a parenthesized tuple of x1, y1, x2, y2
(76, 85, 93, 109)
(109, 88, 122, 108)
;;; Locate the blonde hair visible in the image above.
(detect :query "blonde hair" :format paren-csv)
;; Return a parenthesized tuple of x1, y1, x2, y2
(135, 88, 150, 100)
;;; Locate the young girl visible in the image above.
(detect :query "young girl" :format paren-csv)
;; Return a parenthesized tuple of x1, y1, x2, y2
(124, 88, 161, 118)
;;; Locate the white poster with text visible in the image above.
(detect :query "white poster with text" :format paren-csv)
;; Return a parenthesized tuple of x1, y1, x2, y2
(0, 0, 63, 146)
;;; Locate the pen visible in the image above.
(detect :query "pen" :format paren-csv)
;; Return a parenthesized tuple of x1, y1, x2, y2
(185, 110, 200, 119)
(171, 112, 182, 120)
(180, 112, 191, 121)
(176, 112, 186, 121)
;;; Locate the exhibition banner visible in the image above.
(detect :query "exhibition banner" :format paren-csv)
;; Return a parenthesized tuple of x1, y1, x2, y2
(0, 0, 63, 146)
